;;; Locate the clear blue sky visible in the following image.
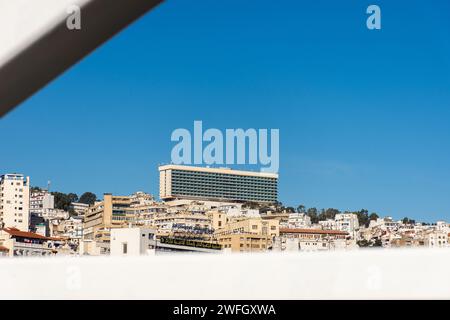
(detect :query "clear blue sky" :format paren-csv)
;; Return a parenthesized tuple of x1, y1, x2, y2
(1, 0, 450, 222)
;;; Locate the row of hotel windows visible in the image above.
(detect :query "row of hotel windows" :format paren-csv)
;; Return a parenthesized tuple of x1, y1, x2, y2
(171, 176, 277, 187)
(171, 179, 276, 188)
(171, 189, 277, 197)
(171, 192, 276, 201)
(172, 183, 277, 191)
(170, 186, 277, 195)
(172, 170, 277, 179)
(171, 183, 277, 191)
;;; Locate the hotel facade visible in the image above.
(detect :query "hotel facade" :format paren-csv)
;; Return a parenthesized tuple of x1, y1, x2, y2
(159, 165, 278, 204)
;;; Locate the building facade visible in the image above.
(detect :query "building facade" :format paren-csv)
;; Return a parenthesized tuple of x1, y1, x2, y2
(159, 165, 278, 203)
(110, 227, 156, 256)
(29, 190, 54, 216)
(287, 213, 312, 229)
(0, 227, 58, 257)
(0, 174, 30, 231)
(70, 202, 89, 217)
(335, 213, 360, 238)
(83, 192, 155, 254)
(277, 228, 350, 251)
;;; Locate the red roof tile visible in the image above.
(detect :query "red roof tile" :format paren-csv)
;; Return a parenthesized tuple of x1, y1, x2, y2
(0, 245, 9, 252)
(1, 228, 59, 241)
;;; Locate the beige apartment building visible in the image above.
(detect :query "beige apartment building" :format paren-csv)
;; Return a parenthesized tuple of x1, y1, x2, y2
(83, 192, 159, 253)
(214, 217, 279, 238)
(217, 233, 273, 252)
(83, 194, 134, 253)
(0, 174, 30, 231)
(213, 215, 279, 252)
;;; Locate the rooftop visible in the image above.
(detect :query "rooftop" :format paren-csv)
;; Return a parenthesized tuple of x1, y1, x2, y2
(1, 227, 59, 241)
(279, 228, 349, 236)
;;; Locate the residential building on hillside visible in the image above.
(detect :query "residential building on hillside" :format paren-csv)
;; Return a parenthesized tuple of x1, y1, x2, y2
(319, 219, 337, 230)
(277, 228, 351, 251)
(83, 193, 132, 254)
(110, 227, 156, 256)
(287, 212, 312, 229)
(335, 213, 359, 238)
(83, 192, 155, 254)
(0, 227, 62, 257)
(70, 202, 89, 217)
(425, 230, 448, 248)
(218, 233, 273, 252)
(0, 174, 30, 231)
(29, 189, 54, 216)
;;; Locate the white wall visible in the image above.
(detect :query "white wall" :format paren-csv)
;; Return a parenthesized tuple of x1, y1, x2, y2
(110, 228, 154, 256)
(2, 249, 450, 299)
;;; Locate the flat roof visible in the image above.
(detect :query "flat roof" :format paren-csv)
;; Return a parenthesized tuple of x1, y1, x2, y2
(159, 165, 278, 179)
(279, 228, 349, 236)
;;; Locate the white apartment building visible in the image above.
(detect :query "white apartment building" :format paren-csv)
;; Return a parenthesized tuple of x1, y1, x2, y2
(426, 231, 448, 248)
(110, 227, 156, 256)
(319, 219, 337, 230)
(436, 221, 449, 233)
(224, 206, 260, 218)
(369, 216, 399, 230)
(335, 213, 359, 238)
(30, 190, 54, 216)
(287, 213, 311, 229)
(0, 174, 30, 231)
(42, 208, 69, 220)
(69, 202, 89, 217)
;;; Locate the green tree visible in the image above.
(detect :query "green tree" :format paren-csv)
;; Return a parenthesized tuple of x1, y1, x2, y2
(296, 205, 306, 213)
(306, 207, 319, 224)
(79, 192, 97, 205)
(325, 208, 340, 219)
(30, 186, 42, 193)
(402, 217, 416, 225)
(52, 192, 72, 211)
(369, 212, 379, 221)
(68, 193, 79, 203)
(285, 206, 295, 213)
(318, 208, 340, 221)
(355, 209, 369, 227)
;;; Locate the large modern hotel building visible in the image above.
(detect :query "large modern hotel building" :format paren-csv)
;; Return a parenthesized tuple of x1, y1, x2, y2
(159, 165, 278, 203)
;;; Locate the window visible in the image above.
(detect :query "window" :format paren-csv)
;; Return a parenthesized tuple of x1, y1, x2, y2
(122, 242, 128, 254)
